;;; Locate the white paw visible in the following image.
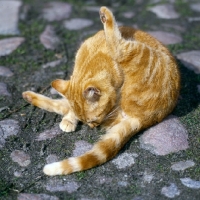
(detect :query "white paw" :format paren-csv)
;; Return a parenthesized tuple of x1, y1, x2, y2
(59, 119, 76, 132)
(43, 162, 63, 176)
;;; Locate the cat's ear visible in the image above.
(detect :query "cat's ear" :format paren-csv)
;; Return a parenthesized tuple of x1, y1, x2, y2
(51, 79, 69, 95)
(83, 87, 101, 102)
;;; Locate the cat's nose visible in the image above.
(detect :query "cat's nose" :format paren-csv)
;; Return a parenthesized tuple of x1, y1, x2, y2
(88, 122, 99, 128)
(88, 123, 95, 128)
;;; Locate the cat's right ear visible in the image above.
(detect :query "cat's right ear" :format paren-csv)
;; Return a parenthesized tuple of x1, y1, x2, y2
(51, 79, 69, 95)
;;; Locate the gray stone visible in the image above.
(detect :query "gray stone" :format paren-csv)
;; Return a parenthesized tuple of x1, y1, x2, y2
(161, 183, 180, 198)
(96, 176, 113, 185)
(132, 197, 144, 200)
(20, 4, 30, 21)
(122, 11, 135, 18)
(18, 193, 59, 200)
(118, 181, 128, 187)
(169, 0, 176, 3)
(162, 24, 185, 32)
(40, 25, 60, 50)
(197, 85, 200, 93)
(0, 66, 13, 77)
(72, 140, 92, 157)
(148, 31, 182, 45)
(151, 0, 162, 3)
(14, 171, 22, 177)
(188, 17, 200, 22)
(143, 172, 154, 183)
(0, 119, 20, 137)
(42, 2, 72, 22)
(0, 37, 25, 56)
(79, 198, 104, 200)
(190, 3, 200, 12)
(36, 124, 62, 141)
(176, 51, 200, 74)
(148, 4, 179, 19)
(46, 178, 80, 193)
(50, 88, 59, 95)
(42, 59, 65, 69)
(10, 150, 31, 167)
(180, 178, 200, 189)
(0, 119, 19, 148)
(171, 160, 195, 171)
(112, 152, 138, 169)
(131, 196, 145, 200)
(64, 18, 93, 30)
(139, 115, 188, 155)
(0, 82, 11, 96)
(0, 106, 9, 112)
(84, 6, 100, 12)
(55, 71, 65, 76)
(0, 0, 22, 35)
(46, 154, 59, 164)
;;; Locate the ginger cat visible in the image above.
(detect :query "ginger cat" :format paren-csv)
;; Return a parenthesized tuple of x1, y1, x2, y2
(22, 7, 180, 176)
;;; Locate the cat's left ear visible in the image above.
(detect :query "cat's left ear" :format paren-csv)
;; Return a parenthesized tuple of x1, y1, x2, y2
(51, 79, 69, 95)
(83, 87, 101, 102)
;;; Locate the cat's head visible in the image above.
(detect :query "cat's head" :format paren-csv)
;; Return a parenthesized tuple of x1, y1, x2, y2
(51, 77, 117, 128)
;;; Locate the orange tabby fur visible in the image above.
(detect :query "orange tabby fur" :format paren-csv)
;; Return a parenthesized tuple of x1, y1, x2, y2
(22, 7, 180, 176)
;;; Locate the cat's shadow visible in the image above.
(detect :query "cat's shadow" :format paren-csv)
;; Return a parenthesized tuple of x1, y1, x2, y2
(173, 60, 200, 118)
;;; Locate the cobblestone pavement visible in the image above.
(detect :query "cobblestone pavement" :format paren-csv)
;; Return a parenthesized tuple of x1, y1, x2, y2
(0, 0, 200, 199)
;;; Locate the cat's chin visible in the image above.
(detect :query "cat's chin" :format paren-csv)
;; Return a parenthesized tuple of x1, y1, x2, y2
(43, 162, 63, 176)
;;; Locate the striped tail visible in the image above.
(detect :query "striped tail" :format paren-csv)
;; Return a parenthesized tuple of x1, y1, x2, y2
(43, 118, 140, 176)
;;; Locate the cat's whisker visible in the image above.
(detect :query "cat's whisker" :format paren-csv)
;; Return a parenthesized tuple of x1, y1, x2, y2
(106, 108, 118, 118)
(103, 106, 119, 121)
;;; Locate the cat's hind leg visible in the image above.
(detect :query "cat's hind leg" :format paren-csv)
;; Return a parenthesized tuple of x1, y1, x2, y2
(100, 7, 117, 31)
(99, 7, 122, 52)
(43, 117, 141, 176)
(99, 7, 136, 63)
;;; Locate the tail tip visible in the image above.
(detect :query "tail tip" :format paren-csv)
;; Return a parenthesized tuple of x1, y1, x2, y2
(43, 162, 63, 176)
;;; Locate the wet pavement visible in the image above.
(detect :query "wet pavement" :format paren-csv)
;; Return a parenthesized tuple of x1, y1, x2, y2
(0, 0, 200, 199)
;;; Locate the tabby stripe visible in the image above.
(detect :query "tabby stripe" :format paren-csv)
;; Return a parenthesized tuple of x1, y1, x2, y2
(147, 51, 161, 85)
(144, 47, 154, 82)
(136, 42, 145, 65)
(161, 54, 170, 89)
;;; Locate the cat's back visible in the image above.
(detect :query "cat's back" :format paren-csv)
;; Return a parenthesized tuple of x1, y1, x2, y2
(76, 26, 170, 63)
(117, 27, 180, 127)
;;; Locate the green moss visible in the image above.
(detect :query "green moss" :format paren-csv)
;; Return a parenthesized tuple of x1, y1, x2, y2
(76, 171, 86, 180)
(175, 0, 193, 17)
(0, 180, 13, 197)
(127, 184, 141, 195)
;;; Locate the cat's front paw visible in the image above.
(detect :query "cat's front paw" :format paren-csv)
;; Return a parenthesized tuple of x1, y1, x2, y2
(59, 119, 76, 132)
(99, 6, 113, 25)
(22, 91, 36, 104)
